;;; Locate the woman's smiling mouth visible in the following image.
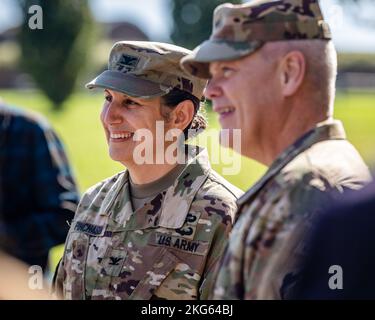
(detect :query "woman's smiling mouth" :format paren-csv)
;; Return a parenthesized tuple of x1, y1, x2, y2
(109, 131, 134, 142)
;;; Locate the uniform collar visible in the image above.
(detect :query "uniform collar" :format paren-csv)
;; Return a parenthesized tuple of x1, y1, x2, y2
(159, 145, 211, 228)
(237, 120, 347, 207)
(106, 145, 211, 230)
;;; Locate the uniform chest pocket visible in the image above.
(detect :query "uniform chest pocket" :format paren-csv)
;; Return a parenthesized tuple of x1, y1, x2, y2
(100, 247, 128, 277)
(127, 248, 179, 300)
(146, 233, 210, 300)
(92, 246, 179, 300)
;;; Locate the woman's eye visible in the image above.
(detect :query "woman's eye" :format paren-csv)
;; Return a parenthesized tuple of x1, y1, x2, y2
(123, 99, 140, 107)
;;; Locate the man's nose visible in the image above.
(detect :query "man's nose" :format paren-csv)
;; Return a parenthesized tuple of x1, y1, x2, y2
(204, 79, 223, 100)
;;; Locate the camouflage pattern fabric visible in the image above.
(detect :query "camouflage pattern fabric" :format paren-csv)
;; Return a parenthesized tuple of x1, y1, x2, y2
(212, 121, 372, 299)
(86, 41, 207, 100)
(54, 146, 243, 300)
(181, 0, 332, 79)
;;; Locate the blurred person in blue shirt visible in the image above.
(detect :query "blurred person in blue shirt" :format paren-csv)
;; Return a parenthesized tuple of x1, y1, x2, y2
(0, 99, 79, 271)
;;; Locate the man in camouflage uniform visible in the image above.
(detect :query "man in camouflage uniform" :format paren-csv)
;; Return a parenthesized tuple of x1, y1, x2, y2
(181, 0, 372, 299)
(54, 41, 243, 300)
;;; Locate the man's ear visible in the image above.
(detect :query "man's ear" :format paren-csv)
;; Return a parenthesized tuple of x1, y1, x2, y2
(279, 50, 306, 97)
(169, 100, 195, 131)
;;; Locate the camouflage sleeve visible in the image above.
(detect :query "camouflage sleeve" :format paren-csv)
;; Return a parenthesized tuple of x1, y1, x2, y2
(50, 180, 108, 299)
(243, 175, 337, 299)
(199, 206, 235, 300)
(51, 258, 64, 299)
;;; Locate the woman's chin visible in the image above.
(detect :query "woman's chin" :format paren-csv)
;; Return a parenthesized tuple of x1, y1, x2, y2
(109, 151, 132, 164)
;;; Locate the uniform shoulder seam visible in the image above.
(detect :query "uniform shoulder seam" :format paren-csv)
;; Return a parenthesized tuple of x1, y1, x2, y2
(206, 171, 243, 200)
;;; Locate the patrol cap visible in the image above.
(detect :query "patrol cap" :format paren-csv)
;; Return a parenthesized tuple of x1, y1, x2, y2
(181, 0, 332, 79)
(86, 41, 207, 100)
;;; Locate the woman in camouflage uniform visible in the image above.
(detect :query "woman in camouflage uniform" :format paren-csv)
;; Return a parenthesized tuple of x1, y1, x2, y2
(54, 41, 242, 300)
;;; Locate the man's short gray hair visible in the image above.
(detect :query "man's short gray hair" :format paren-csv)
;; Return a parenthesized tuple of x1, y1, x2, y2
(263, 40, 338, 116)
(295, 40, 337, 115)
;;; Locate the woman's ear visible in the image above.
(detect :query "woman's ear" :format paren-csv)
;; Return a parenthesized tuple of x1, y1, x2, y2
(279, 50, 306, 97)
(169, 100, 195, 131)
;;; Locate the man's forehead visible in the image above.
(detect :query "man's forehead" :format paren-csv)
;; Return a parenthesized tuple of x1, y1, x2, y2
(208, 52, 262, 75)
(209, 59, 239, 74)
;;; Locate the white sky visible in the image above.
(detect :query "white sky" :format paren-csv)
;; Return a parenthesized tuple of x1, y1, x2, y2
(0, 0, 374, 52)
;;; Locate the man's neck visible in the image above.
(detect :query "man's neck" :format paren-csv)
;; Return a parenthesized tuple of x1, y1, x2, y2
(260, 113, 332, 167)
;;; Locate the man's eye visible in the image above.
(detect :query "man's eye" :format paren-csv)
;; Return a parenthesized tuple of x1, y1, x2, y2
(104, 95, 112, 102)
(222, 67, 234, 78)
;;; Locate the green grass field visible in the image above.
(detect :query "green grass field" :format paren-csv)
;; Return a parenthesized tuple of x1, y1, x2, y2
(1, 89, 374, 270)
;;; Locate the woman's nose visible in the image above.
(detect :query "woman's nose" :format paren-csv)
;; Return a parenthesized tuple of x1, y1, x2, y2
(102, 103, 123, 125)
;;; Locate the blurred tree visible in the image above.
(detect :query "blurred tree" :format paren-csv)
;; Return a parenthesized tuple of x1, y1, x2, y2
(18, 0, 95, 110)
(170, 0, 241, 50)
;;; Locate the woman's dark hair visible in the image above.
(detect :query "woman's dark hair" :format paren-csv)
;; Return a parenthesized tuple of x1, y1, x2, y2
(161, 88, 207, 140)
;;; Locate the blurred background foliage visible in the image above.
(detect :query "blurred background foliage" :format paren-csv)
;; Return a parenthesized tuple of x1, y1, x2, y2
(0, 0, 373, 107)
(170, 0, 242, 49)
(18, 0, 96, 110)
